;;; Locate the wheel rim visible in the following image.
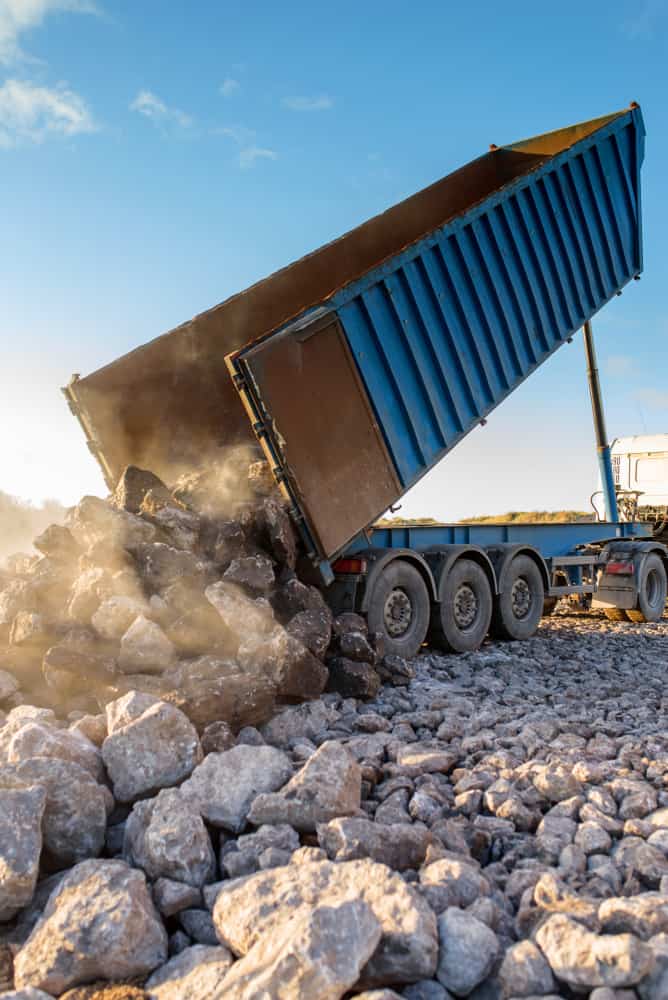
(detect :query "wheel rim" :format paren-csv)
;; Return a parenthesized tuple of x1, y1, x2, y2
(453, 583, 479, 630)
(511, 577, 532, 620)
(645, 567, 663, 610)
(383, 588, 413, 638)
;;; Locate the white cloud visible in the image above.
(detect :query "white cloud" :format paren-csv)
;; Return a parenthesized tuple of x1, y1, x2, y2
(215, 123, 255, 145)
(220, 77, 240, 98)
(130, 89, 192, 131)
(239, 145, 277, 169)
(0, 77, 96, 146)
(282, 94, 334, 112)
(0, 0, 98, 64)
(216, 122, 276, 168)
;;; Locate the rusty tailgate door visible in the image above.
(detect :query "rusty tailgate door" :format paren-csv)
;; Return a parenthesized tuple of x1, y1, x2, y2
(234, 312, 401, 561)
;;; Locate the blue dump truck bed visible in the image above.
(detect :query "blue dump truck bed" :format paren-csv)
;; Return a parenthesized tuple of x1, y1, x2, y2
(228, 105, 645, 567)
(66, 105, 645, 573)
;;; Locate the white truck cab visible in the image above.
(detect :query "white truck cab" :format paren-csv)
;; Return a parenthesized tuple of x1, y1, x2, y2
(607, 434, 668, 536)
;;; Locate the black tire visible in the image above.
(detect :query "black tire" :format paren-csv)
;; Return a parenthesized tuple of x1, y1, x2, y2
(627, 553, 667, 623)
(366, 560, 431, 658)
(491, 554, 544, 641)
(431, 558, 493, 653)
(604, 607, 630, 622)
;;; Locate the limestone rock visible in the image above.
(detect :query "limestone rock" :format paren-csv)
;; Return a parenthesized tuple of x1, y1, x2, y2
(131, 542, 213, 593)
(212, 858, 438, 986)
(11, 757, 107, 865)
(118, 617, 176, 675)
(68, 495, 157, 551)
(223, 554, 275, 594)
(498, 940, 555, 998)
(144, 944, 233, 1000)
(435, 907, 499, 997)
(220, 824, 300, 879)
(396, 744, 458, 777)
(286, 608, 332, 659)
(248, 740, 361, 832)
(419, 858, 490, 912)
(217, 899, 381, 1000)
(179, 744, 292, 832)
(259, 699, 341, 748)
(112, 466, 172, 514)
(124, 788, 216, 887)
(535, 913, 655, 989)
(92, 597, 149, 641)
(204, 581, 276, 642)
(533, 764, 581, 803)
(152, 878, 202, 918)
(105, 690, 161, 734)
(13, 859, 167, 995)
(598, 894, 668, 940)
(169, 659, 277, 731)
(5, 721, 103, 781)
(326, 657, 381, 699)
(318, 817, 432, 871)
(0, 783, 45, 921)
(102, 701, 202, 802)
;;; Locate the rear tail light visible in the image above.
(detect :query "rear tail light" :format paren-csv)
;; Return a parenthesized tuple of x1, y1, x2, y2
(332, 558, 367, 574)
(606, 560, 635, 575)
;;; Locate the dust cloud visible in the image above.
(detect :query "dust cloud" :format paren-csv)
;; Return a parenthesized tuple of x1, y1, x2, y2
(0, 492, 67, 566)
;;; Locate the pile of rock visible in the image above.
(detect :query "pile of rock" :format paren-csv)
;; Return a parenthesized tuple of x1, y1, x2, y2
(0, 464, 395, 731)
(3, 463, 668, 999)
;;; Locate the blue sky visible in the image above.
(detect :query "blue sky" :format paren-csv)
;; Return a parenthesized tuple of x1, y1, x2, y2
(1, 0, 667, 519)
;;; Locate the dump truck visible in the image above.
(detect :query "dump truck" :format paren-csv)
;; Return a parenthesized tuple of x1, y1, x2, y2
(64, 102, 668, 656)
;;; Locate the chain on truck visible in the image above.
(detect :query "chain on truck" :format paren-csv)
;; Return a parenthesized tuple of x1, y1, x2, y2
(64, 102, 667, 660)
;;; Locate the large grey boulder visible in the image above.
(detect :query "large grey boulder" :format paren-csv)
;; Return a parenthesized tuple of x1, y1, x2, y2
(180, 744, 292, 832)
(5, 721, 103, 781)
(260, 699, 341, 748)
(598, 893, 668, 940)
(212, 858, 438, 986)
(118, 615, 177, 674)
(217, 899, 381, 1000)
(144, 944, 234, 1000)
(10, 757, 107, 865)
(91, 595, 149, 640)
(248, 740, 361, 833)
(68, 494, 157, 549)
(102, 700, 202, 801)
(498, 940, 556, 998)
(124, 788, 216, 887)
(13, 859, 167, 995)
(535, 913, 655, 989)
(105, 689, 161, 734)
(318, 817, 432, 871)
(436, 908, 499, 997)
(0, 784, 46, 921)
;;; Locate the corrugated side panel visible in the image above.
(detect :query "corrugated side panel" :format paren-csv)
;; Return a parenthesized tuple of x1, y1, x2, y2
(334, 110, 643, 490)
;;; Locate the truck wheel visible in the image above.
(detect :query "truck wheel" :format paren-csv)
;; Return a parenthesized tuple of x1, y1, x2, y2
(491, 554, 544, 641)
(431, 558, 493, 653)
(626, 554, 667, 623)
(366, 561, 430, 658)
(604, 607, 630, 622)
